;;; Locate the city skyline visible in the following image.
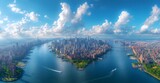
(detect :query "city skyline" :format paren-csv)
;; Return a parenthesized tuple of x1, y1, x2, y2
(1, 0, 160, 83)
(0, 0, 160, 39)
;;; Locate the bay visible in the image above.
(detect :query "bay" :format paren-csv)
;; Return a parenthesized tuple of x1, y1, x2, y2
(1, 41, 159, 83)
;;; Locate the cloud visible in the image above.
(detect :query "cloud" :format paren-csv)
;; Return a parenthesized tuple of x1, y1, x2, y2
(71, 2, 89, 24)
(44, 15, 49, 19)
(0, 17, 8, 25)
(4, 17, 29, 37)
(77, 20, 111, 35)
(19, 23, 53, 38)
(52, 2, 90, 33)
(8, 2, 40, 22)
(5, 2, 160, 39)
(0, 20, 3, 24)
(0, 2, 41, 39)
(140, 5, 160, 32)
(151, 28, 160, 34)
(89, 11, 133, 35)
(65, 2, 90, 33)
(25, 12, 40, 21)
(8, 3, 25, 14)
(2, 20, 52, 38)
(3, 17, 8, 21)
(0, 12, 8, 26)
(3, 2, 74, 38)
(90, 20, 111, 34)
(114, 11, 130, 33)
(53, 2, 71, 33)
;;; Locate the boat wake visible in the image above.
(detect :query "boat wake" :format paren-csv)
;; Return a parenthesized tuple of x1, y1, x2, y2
(43, 66, 62, 73)
(82, 68, 117, 83)
(111, 68, 117, 72)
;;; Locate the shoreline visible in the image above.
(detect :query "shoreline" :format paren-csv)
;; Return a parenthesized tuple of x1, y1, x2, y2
(0, 40, 51, 82)
(52, 49, 110, 70)
(144, 70, 160, 80)
(131, 47, 160, 80)
(0, 67, 24, 82)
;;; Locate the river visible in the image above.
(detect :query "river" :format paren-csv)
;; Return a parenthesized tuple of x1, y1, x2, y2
(1, 41, 160, 83)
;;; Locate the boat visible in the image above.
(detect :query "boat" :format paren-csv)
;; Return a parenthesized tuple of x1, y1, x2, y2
(98, 58, 103, 60)
(111, 68, 117, 72)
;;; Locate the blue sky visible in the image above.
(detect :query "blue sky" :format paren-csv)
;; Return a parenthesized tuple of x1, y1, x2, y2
(0, 0, 160, 39)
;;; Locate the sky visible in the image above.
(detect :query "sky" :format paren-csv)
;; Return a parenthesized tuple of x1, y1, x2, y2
(0, 0, 160, 39)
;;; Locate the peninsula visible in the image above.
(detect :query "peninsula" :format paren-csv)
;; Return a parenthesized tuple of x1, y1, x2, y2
(49, 38, 111, 70)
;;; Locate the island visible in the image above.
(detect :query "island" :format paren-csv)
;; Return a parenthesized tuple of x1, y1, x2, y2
(49, 37, 111, 70)
(125, 41, 160, 80)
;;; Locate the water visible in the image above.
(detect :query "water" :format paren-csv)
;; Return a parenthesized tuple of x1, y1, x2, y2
(1, 42, 160, 83)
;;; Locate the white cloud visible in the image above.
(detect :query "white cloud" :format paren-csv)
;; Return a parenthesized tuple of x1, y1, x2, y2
(8, 3, 25, 14)
(18, 23, 53, 38)
(52, 2, 91, 33)
(151, 28, 160, 34)
(37, 23, 53, 37)
(0, 17, 8, 25)
(53, 2, 71, 33)
(77, 20, 111, 35)
(25, 12, 40, 21)
(44, 15, 49, 19)
(113, 29, 121, 33)
(90, 20, 111, 34)
(2, 17, 29, 38)
(8, 2, 40, 22)
(2, 2, 54, 38)
(0, 20, 3, 24)
(0, 2, 44, 39)
(3, 17, 8, 21)
(114, 11, 130, 33)
(71, 2, 89, 24)
(140, 5, 160, 32)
